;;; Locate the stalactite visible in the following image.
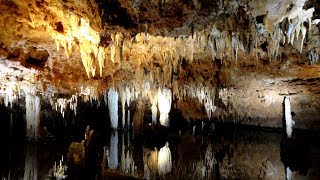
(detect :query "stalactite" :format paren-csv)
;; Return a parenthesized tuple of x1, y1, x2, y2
(108, 88, 119, 129)
(158, 88, 172, 127)
(300, 25, 307, 52)
(98, 46, 106, 77)
(54, 95, 78, 118)
(4, 82, 20, 108)
(284, 96, 294, 138)
(120, 85, 126, 128)
(151, 104, 157, 124)
(25, 93, 41, 140)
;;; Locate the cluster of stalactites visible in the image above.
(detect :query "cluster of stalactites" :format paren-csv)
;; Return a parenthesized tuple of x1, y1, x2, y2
(208, 28, 245, 62)
(24, 0, 126, 78)
(105, 82, 159, 127)
(0, 60, 39, 108)
(54, 95, 78, 118)
(254, 0, 320, 60)
(49, 14, 100, 78)
(80, 85, 99, 103)
(192, 143, 216, 178)
(174, 83, 216, 120)
(129, 30, 245, 71)
(0, 82, 21, 108)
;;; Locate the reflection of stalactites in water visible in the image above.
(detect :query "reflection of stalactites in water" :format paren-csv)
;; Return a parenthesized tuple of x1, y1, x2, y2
(24, 144, 37, 180)
(120, 133, 136, 176)
(108, 131, 118, 169)
(158, 142, 172, 175)
(192, 144, 215, 179)
(25, 93, 41, 140)
(143, 147, 158, 179)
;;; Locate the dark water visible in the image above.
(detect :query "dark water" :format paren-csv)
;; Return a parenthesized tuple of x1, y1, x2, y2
(0, 105, 320, 180)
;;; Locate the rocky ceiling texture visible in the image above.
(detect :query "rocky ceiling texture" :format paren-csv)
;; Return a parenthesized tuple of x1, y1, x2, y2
(0, 0, 320, 138)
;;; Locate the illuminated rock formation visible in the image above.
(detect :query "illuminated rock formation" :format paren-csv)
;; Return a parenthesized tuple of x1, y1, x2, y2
(108, 88, 119, 129)
(158, 89, 172, 127)
(0, 0, 318, 136)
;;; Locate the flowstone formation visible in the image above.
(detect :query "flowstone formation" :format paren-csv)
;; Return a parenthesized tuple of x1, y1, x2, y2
(0, 0, 319, 139)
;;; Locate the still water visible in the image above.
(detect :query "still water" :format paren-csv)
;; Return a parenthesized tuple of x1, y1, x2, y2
(1, 121, 320, 179)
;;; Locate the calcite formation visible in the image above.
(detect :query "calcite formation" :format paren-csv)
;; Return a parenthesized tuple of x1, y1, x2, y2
(0, 0, 319, 138)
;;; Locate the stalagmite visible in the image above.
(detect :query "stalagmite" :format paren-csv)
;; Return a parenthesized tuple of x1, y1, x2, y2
(108, 88, 119, 129)
(108, 131, 119, 170)
(158, 142, 172, 175)
(25, 93, 41, 140)
(284, 96, 295, 138)
(157, 88, 172, 127)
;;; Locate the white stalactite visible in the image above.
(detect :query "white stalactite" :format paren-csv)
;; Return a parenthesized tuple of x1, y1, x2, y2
(108, 131, 119, 169)
(25, 93, 41, 140)
(284, 96, 295, 138)
(158, 88, 172, 127)
(158, 142, 172, 175)
(108, 88, 119, 129)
